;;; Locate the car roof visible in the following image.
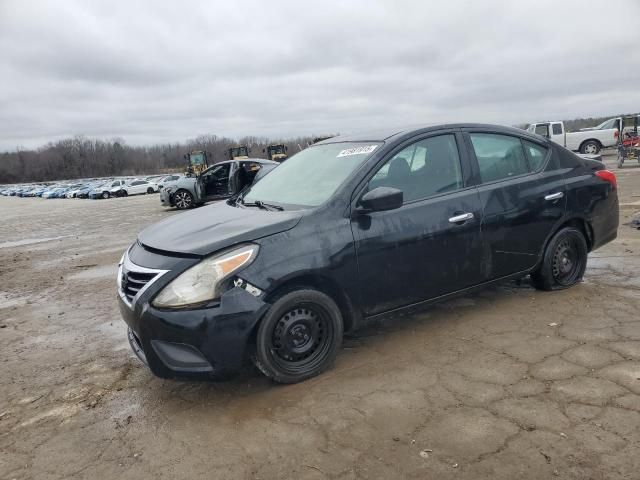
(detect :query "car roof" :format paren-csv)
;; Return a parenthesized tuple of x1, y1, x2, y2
(314, 123, 533, 144)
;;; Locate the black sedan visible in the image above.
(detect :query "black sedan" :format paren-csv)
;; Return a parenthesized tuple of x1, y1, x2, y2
(117, 124, 619, 384)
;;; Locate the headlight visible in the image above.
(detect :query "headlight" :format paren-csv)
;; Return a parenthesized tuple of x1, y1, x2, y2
(152, 244, 258, 308)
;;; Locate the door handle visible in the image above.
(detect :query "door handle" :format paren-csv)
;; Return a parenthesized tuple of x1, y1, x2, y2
(544, 192, 564, 201)
(448, 212, 474, 223)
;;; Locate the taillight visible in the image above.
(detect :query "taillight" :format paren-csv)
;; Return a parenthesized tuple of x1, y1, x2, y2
(614, 129, 619, 139)
(595, 169, 617, 189)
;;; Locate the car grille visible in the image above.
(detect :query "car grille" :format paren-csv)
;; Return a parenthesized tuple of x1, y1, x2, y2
(118, 253, 167, 308)
(121, 267, 157, 304)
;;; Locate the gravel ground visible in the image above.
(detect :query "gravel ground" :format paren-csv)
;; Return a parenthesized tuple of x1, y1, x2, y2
(1, 153, 640, 479)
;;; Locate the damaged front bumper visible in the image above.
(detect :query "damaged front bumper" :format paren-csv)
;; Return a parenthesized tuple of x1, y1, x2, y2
(119, 286, 270, 380)
(159, 188, 174, 207)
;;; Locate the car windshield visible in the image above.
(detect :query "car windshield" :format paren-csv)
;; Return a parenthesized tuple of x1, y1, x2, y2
(242, 142, 381, 208)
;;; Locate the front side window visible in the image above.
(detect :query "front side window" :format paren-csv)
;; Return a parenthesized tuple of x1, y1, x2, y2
(205, 164, 230, 181)
(552, 123, 563, 135)
(470, 133, 529, 183)
(368, 134, 462, 203)
(243, 142, 381, 208)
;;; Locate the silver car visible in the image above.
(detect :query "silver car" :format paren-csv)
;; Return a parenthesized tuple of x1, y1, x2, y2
(160, 158, 278, 209)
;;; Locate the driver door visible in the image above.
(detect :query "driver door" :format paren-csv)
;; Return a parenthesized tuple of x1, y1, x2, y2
(351, 132, 484, 316)
(198, 162, 233, 200)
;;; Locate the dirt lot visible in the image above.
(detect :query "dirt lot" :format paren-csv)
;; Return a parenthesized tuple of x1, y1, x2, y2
(1, 154, 640, 480)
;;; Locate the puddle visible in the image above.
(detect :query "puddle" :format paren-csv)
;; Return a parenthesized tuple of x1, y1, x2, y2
(68, 264, 118, 280)
(0, 236, 68, 249)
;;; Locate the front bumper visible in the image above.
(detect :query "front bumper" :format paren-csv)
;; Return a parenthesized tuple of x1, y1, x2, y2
(117, 249, 269, 380)
(159, 189, 174, 207)
(119, 287, 268, 380)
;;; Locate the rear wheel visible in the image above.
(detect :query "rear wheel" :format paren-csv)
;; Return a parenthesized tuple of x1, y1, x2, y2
(174, 189, 194, 209)
(254, 289, 343, 384)
(580, 140, 601, 155)
(531, 227, 588, 291)
(617, 153, 624, 169)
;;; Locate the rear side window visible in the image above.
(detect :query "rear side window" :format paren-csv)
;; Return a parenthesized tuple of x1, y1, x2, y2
(523, 141, 549, 171)
(534, 124, 549, 137)
(470, 133, 529, 183)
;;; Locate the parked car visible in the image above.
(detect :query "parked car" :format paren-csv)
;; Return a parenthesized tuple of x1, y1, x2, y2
(157, 174, 182, 189)
(88, 179, 123, 199)
(118, 123, 618, 384)
(526, 120, 618, 154)
(160, 159, 278, 209)
(76, 184, 96, 199)
(64, 184, 87, 198)
(42, 186, 67, 198)
(117, 179, 159, 196)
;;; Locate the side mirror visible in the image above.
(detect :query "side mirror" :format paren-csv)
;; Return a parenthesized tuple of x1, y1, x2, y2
(356, 187, 403, 213)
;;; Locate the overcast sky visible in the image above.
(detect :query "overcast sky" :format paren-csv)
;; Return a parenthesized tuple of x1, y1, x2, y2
(1, 0, 639, 151)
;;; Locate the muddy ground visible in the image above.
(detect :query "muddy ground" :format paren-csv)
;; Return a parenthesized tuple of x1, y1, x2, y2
(1, 153, 640, 479)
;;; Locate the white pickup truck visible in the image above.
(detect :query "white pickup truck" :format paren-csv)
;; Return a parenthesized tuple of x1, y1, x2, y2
(526, 119, 619, 154)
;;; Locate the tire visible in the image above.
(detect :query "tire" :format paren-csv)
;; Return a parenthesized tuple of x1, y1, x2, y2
(101, 191, 109, 199)
(531, 227, 588, 291)
(121, 190, 128, 197)
(147, 187, 154, 194)
(580, 140, 601, 155)
(617, 154, 624, 169)
(253, 289, 343, 384)
(173, 189, 194, 209)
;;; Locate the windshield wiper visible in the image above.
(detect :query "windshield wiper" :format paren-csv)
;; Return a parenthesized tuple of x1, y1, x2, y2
(240, 198, 283, 211)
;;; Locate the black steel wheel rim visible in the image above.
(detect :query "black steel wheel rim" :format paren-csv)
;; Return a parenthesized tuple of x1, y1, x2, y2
(270, 304, 333, 374)
(552, 237, 581, 285)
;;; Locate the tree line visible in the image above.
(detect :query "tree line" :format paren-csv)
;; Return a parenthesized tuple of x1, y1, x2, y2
(0, 134, 328, 184)
(0, 113, 622, 184)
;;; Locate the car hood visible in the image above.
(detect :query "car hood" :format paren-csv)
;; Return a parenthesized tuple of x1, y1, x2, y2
(138, 201, 304, 256)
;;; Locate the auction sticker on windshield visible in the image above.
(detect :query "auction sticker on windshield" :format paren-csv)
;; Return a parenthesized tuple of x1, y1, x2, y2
(337, 145, 378, 157)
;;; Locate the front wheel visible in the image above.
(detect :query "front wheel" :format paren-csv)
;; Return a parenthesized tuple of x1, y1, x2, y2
(580, 140, 601, 155)
(101, 191, 110, 199)
(147, 187, 155, 194)
(254, 289, 343, 384)
(173, 189, 194, 209)
(531, 227, 588, 291)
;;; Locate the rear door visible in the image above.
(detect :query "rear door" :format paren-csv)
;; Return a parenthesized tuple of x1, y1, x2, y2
(351, 131, 484, 316)
(464, 130, 566, 280)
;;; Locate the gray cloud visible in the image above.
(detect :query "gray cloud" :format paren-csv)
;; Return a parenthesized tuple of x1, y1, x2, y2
(1, 0, 639, 150)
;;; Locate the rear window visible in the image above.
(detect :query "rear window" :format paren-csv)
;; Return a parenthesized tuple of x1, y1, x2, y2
(470, 133, 529, 183)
